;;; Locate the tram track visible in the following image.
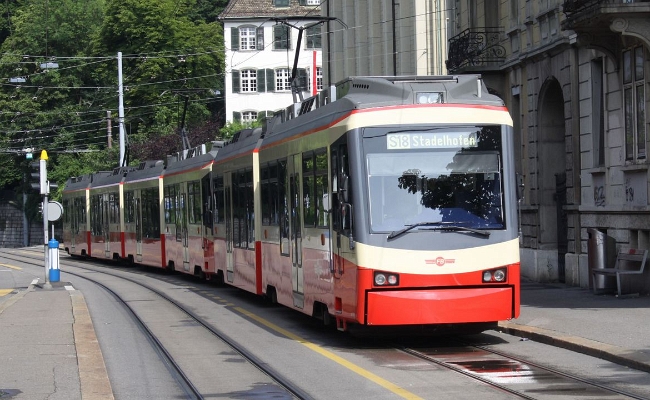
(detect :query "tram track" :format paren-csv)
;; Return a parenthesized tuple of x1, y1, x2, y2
(0, 248, 309, 400)
(397, 342, 648, 399)
(4, 247, 649, 400)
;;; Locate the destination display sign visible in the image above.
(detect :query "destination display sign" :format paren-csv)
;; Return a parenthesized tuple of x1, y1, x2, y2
(387, 132, 478, 150)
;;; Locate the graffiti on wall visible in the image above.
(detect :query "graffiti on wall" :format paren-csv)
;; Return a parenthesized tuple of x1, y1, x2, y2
(594, 185, 605, 207)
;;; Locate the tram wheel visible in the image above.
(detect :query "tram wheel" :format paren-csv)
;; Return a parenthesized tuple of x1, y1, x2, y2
(265, 286, 278, 304)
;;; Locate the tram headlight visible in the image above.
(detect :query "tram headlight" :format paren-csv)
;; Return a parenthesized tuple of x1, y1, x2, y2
(415, 92, 444, 104)
(493, 269, 506, 282)
(374, 271, 400, 286)
(482, 271, 493, 282)
(482, 268, 507, 283)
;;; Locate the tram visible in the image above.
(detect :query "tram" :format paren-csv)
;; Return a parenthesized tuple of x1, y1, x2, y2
(62, 75, 520, 332)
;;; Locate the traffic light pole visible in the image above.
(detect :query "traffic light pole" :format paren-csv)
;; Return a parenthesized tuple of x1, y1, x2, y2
(42, 190, 50, 289)
(30, 150, 51, 289)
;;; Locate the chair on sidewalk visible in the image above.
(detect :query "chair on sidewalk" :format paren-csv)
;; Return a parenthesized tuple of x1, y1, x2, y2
(591, 248, 648, 298)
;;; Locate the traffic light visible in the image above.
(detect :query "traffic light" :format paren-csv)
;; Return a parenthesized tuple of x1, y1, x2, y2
(28, 150, 49, 195)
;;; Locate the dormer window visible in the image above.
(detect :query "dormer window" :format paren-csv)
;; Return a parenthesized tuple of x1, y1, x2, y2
(274, 0, 289, 7)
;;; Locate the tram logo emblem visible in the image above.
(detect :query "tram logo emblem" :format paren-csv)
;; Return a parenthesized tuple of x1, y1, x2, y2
(426, 257, 455, 266)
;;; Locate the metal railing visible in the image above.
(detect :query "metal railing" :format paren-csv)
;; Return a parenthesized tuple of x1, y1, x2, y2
(564, 0, 650, 15)
(446, 28, 506, 72)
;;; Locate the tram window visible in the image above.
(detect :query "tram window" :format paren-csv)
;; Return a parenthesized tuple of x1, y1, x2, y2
(278, 159, 289, 256)
(141, 188, 160, 239)
(214, 175, 224, 224)
(261, 164, 271, 225)
(90, 195, 100, 235)
(261, 161, 281, 226)
(188, 181, 201, 224)
(124, 191, 134, 223)
(75, 197, 86, 225)
(233, 168, 254, 249)
(246, 169, 255, 250)
(108, 193, 118, 224)
(302, 152, 316, 227)
(302, 148, 328, 228)
(164, 184, 180, 226)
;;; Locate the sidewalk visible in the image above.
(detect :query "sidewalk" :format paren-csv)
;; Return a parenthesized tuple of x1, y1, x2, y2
(0, 281, 113, 400)
(499, 280, 650, 373)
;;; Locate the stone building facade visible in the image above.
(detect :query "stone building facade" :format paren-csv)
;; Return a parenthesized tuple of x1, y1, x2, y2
(447, 0, 650, 291)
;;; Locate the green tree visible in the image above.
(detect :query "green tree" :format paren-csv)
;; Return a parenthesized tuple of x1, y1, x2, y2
(92, 0, 225, 164)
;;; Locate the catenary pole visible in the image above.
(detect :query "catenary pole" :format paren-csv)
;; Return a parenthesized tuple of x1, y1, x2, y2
(118, 52, 126, 166)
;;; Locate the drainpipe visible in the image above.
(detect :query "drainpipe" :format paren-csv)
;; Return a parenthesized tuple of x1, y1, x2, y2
(392, 0, 397, 75)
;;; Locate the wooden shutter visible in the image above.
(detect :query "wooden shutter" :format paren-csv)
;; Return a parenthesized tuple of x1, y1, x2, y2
(257, 69, 266, 93)
(232, 70, 240, 93)
(233, 111, 241, 122)
(266, 69, 275, 92)
(231, 27, 239, 51)
(256, 27, 264, 50)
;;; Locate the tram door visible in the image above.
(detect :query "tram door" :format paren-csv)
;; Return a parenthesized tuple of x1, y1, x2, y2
(224, 173, 234, 283)
(180, 187, 190, 272)
(69, 198, 79, 252)
(134, 196, 143, 262)
(289, 155, 304, 308)
(330, 141, 349, 280)
(102, 194, 111, 258)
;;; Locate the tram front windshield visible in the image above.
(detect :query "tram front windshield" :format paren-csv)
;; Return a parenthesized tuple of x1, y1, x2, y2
(364, 125, 505, 233)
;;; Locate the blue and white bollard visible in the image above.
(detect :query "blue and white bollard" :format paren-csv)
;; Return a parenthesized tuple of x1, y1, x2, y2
(48, 238, 60, 283)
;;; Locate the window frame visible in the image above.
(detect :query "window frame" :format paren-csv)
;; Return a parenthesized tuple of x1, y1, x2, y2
(241, 69, 258, 93)
(306, 25, 322, 49)
(623, 45, 646, 161)
(239, 26, 257, 51)
(275, 68, 292, 92)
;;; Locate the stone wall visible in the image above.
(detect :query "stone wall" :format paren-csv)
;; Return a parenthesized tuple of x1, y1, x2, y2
(0, 200, 63, 248)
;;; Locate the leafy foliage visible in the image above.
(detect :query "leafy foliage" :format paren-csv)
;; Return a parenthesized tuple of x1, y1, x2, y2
(0, 0, 227, 215)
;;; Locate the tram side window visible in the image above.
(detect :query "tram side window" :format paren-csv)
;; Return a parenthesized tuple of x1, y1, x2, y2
(188, 181, 201, 224)
(74, 197, 86, 226)
(214, 175, 224, 224)
(278, 159, 289, 256)
(201, 174, 212, 230)
(124, 191, 134, 223)
(90, 195, 102, 235)
(141, 188, 160, 239)
(302, 148, 329, 228)
(261, 161, 281, 226)
(331, 141, 351, 233)
(164, 184, 179, 226)
(109, 193, 119, 224)
(233, 168, 254, 249)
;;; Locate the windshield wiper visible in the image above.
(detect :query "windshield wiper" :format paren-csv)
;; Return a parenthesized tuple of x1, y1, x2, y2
(387, 221, 491, 240)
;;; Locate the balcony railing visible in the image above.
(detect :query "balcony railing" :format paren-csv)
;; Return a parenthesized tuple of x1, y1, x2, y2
(564, 0, 650, 15)
(446, 28, 506, 72)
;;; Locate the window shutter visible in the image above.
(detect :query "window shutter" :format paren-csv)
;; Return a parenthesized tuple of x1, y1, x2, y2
(257, 70, 266, 92)
(266, 69, 275, 92)
(231, 27, 239, 51)
(232, 70, 240, 93)
(233, 111, 241, 122)
(256, 27, 264, 50)
(297, 68, 308, 90)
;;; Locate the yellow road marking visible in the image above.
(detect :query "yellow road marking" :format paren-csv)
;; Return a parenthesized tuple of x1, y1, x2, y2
(0, 289, 13, 297)
(234, 307, 423, 400)
(0, 263, 21, 270)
